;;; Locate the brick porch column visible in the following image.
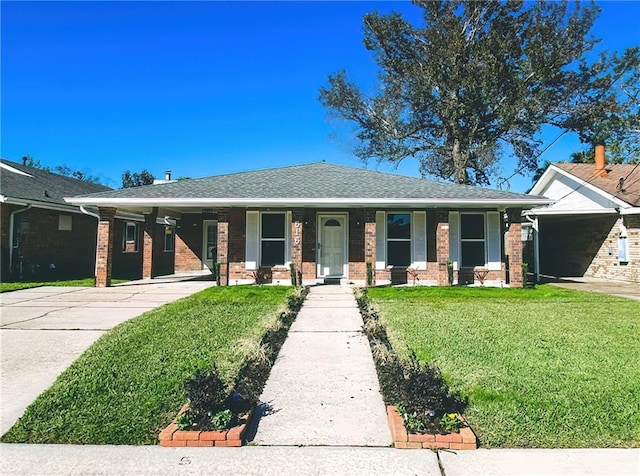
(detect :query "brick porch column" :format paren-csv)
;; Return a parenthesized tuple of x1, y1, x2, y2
(142, 208, 158, 280)
(96, 207, 117, 287)
(364, 209, 376, 285)
(436, 210, 450, 286)
(217, 208, 229, 286)
(291, 208, 303, 286)
(507, 208, 523, 288)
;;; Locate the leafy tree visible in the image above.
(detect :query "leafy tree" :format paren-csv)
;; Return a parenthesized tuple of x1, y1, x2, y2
(319, 0, 640, 185)
(54, 164, 102, 184)
(20, 156, 103, 184)
(21, 155, 48, 171)
(570, 137, 639, 165)
(121, 169, 155, 188)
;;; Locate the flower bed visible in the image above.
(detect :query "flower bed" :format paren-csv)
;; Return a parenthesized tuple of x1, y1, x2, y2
(159, 404, 252, 447)
(387, 406, 477, 449)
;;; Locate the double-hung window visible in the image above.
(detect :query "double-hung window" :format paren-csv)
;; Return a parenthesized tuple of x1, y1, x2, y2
(387, 213, 412, 266)
(460, 214, 485, 267)
(163, 226, 175, 252)
(123, 222, 139, 253)
(261, 213, 286, 267)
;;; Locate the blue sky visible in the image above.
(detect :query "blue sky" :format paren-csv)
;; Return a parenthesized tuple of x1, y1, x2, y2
(2, 1, 639, 192)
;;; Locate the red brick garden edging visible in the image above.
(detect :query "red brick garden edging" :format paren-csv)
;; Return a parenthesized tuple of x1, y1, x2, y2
(387, 406, 477, 449)
(159, 404, 252, 447)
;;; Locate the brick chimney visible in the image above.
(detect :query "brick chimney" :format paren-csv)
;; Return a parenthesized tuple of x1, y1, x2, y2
(594, 144, 607, 177)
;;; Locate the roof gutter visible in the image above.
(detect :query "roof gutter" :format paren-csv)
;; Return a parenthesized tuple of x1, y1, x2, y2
(9, 204, 32, 273)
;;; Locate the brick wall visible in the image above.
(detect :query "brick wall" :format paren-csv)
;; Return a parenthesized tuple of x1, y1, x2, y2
(436, 209, 450, 285)
(585, 215, 639, 283)
(302, 210, 317, 281)
(506, 208, 523, 288)
(217, 208, 230, 286)
(349, 209, 366, 282)
(1, 204, 99, 281)
(96, 207, 117, 287)
(539, 215, 618, 278)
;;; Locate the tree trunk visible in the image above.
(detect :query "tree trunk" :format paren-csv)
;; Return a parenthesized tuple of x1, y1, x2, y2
(452, 139, 469, 184)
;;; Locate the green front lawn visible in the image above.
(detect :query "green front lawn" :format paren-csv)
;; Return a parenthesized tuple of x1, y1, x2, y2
(1, 286, 294, 445)
(368, 285, 640, 448)
(0, 278, 127, 293)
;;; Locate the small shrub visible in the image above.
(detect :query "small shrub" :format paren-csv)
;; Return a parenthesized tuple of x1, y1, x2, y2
(446, 260, 454, 286)
(440, 412, 463, 433)
(366, 261, 374, 287)
(357, 287, 467, 434)
(289, 263, 297, 287)
(522, 262, 529, 286)
(211, 409, 233, 431)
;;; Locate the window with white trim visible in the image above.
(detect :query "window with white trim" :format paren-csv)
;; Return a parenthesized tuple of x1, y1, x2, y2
(122, 222, 139, 253)
(460, 214, 485, 267)
(163, 226, 175, 252)
(619, 224, 629, 263)
(261, 213, 286, 266)
(387, 213, 411, 266)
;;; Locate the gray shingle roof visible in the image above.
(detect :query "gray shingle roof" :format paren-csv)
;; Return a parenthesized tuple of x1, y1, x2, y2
(1, 158, 111, 207)
(71, 162, 545, 205)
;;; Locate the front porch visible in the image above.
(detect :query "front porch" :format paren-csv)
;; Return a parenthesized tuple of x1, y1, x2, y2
(93, 206, 525, 288)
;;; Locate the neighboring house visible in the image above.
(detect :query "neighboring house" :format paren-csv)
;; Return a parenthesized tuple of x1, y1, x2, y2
(527, 145, 640, 283)
(67, 162, 549, 288)
(0, 158, 166, 281)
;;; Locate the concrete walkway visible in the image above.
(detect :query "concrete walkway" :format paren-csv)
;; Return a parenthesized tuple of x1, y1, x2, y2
(0, 278, 213, 435)
(252, 285, 391, 446)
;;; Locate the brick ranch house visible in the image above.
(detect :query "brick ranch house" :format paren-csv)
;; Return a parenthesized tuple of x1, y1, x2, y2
(527, 145, 640, 283)
(65, 162, 550, 288)
(0, 158, 173, 281)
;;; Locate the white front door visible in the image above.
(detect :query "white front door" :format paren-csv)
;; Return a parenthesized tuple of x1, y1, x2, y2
(318, 215, 347, 277)
(202, 220, 217, 271)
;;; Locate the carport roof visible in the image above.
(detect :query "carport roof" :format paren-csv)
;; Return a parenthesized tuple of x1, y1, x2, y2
(66, 162, 550, 209)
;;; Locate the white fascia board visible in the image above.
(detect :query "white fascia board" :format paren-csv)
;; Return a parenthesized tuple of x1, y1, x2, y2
(531, 165, 630, 209)
(2, 197, 82, 214)
(65, 197, 552, 209)
(620, 207, 640, 215)
(528, 207, 619, 216)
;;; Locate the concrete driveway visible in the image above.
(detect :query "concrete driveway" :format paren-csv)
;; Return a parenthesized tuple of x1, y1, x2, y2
(548, 277, 640, 301)
(0, 278, 213, 435)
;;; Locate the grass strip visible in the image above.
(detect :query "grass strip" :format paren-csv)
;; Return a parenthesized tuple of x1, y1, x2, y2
(1, 286, 294, 445)
(368, 285, 640, 448)
(0, 278, 128, 293)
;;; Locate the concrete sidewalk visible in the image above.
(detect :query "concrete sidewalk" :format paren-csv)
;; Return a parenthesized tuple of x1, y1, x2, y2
(252, 284, 391, 446)
(0, 278, 213, 434)
(0, 444, 637, 475)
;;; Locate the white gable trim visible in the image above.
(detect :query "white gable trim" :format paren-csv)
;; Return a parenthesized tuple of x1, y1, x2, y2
(530, 164, 631, 210)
